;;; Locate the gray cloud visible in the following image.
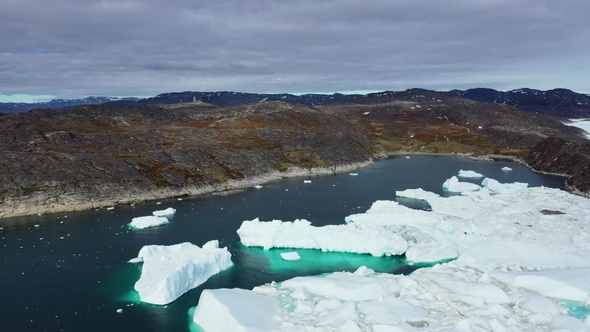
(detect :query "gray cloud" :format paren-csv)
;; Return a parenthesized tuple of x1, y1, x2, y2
(1, 0, 589, 100)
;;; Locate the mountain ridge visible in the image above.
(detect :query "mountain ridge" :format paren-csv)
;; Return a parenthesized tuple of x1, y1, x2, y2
(3, 88, 590, 118)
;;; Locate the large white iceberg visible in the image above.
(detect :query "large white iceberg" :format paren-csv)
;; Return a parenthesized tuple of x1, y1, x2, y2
(131, 240, 232, 305)
(237, 218, 407, 256)
(196, 179, 590, 331)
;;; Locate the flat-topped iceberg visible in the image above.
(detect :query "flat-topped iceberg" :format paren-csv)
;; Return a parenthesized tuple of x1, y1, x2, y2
(237, 218, 407, 256)
(128, 215, 169, 229)
(152, 207, 176, 217)
(457, 169, 484, 178)
(131, 240, 232, 305)
(129, 207, 176, 229)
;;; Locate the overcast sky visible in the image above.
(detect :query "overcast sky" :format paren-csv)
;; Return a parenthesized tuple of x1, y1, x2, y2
(1, 0, 589, 102)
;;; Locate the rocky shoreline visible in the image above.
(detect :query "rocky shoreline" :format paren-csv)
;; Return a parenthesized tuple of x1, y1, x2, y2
(0, 160, 373, 221)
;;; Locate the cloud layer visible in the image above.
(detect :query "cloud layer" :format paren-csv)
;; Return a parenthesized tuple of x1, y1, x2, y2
(2, 0, 589, 99)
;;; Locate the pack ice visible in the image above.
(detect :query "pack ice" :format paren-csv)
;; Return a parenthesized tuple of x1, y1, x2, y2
(196, 172, 590, 331)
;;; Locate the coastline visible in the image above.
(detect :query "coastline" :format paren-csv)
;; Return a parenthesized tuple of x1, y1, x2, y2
(0, 151, 579, 222)
(0, 160, 374, 221)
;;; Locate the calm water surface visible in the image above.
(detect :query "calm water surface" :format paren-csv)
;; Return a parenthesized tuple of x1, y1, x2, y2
(0, 156, 565, 331)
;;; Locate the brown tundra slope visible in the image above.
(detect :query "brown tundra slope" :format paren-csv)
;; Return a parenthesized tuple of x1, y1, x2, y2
(0, 101, 372, 218)
(1, 91, 589, 219)
(320, 89, 590, 192)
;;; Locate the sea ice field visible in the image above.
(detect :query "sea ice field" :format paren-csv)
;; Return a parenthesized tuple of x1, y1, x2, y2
(195, 173, 590, 331)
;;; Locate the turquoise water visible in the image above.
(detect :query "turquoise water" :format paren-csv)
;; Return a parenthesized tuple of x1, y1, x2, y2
(0, 156, 565, 331)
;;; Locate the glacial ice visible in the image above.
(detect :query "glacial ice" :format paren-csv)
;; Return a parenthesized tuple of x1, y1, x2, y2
(128, 215, 169, 229)
(152, 207, 176, 217)
(457, 169, 483, 178)
(131, 240, 232, 305)
(237, 218, 408, 256)
(442, 175, 481, 193)
(196, 175, 590, 331)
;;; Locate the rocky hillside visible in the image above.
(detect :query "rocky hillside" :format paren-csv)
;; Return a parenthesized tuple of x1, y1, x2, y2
(0, 102, 371, 218)
(320, 89, 590, 194)
(450, 88, 590, 118)
(2, 92, 589, 219)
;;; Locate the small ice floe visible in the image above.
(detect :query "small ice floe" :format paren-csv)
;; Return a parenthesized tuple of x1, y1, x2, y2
(152, 208, 176, 217)
(253, 185, 263, 189)
(457, 169, 484, 178)
(349, 173, 358, 176)
(363, 111, 370, 115)
(116, 309, 123, 314)
(129, 216, 169, 229)
(280, 251, 301, 261)
(106, 207, 115, 211)
(303, 180, 312, 184)
(501, 166, 513, 172)
(405, 156, 410, 159)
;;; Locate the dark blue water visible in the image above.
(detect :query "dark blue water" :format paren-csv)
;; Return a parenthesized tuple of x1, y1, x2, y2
(0, 156, 565, 332)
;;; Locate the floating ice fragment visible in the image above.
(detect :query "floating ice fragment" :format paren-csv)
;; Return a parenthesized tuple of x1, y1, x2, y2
(349, 173, 358, 176)
(253, 185, 263, 189)
(442, 176, 481, 193)
(116, 309, 123, 314)
(457, 169, 484, 178)
(280, 251, 301, 261)
(128, 216, 169, 229)
(152, 207, 175, 217)
(481, 178, 527, 194)
(304, 180, 312, 183)
(106, 207, 114, 210)
(501, 166, 512, 172)
(133, 241, 232, 305)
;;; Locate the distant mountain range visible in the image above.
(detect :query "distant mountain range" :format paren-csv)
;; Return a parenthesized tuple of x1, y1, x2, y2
(0, 96, 139, 113)
(2, 88, 589, 118)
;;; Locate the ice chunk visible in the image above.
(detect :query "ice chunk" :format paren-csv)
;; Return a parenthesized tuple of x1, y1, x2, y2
(395, 188, 440, 201)
(280, 251, 301, 261)
(456, 241, 590, 270)
(457, 169, 484, 178)
(237, 218, 408, 256)
(304, 180, 312, 183)
(132, 241, 232, 305)
(128, 216, 169, 229)
(193, 288, 279, 332)
(152, 207, 176, 217)
(442, 176, 481, 193)
(501, 166, 512, 172)
(253, 185, 263, 189)
(481, 178, 527, 194)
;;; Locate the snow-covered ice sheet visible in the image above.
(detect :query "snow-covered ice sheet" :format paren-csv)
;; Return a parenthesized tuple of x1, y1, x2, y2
(197, 176, 590, 331)
(131, 240, 232, 305)
(564, 118, 590, 139)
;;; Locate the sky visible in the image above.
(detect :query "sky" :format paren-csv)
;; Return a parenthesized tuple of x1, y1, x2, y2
(1, 0, 589, 102)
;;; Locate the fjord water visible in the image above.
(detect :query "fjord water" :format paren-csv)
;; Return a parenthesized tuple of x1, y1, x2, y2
(0, 156, 565, 332)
